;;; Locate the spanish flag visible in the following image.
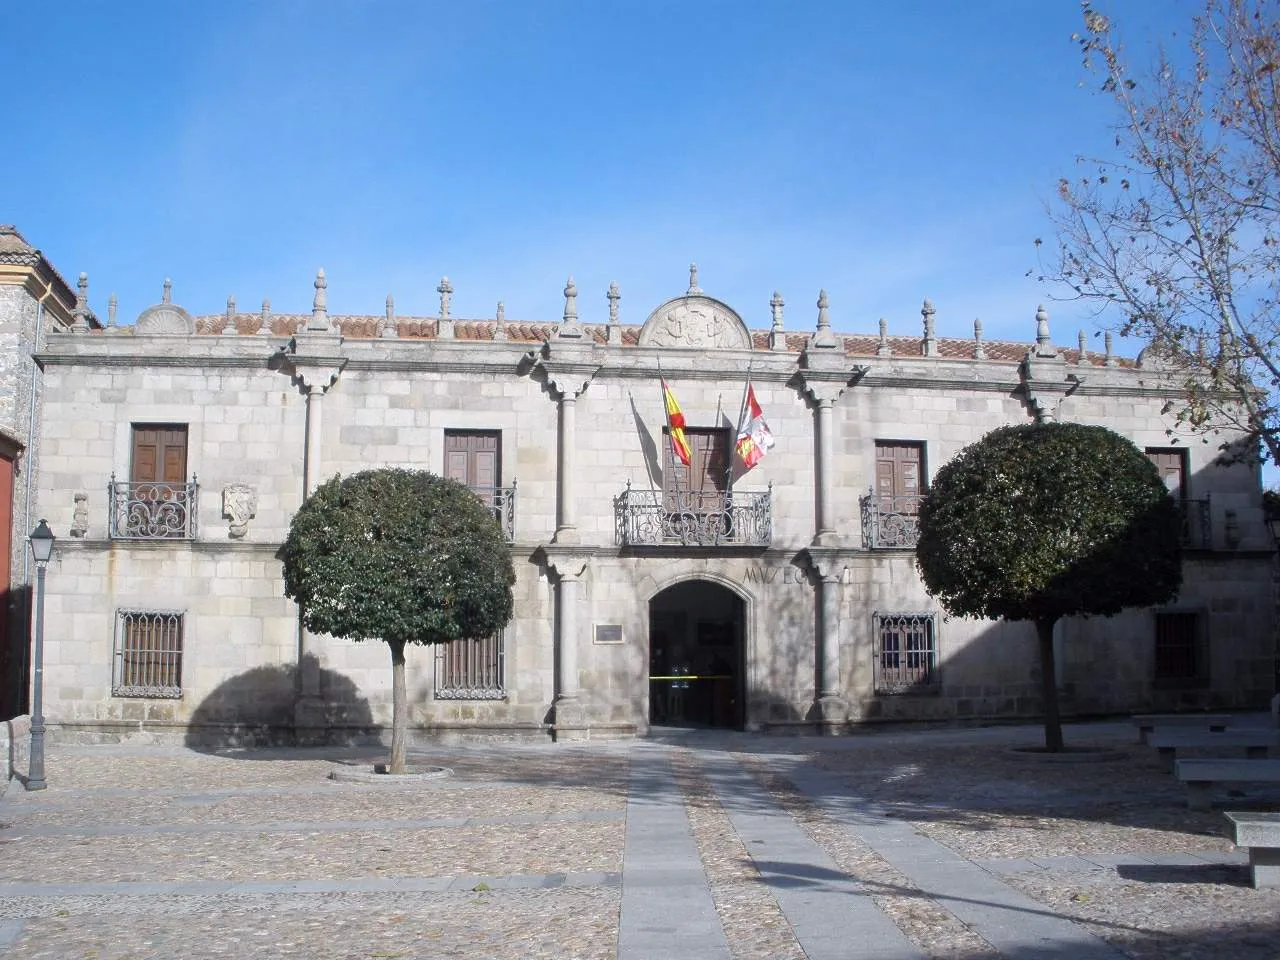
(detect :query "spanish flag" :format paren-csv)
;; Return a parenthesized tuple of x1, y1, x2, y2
(662, 378, 692, 466)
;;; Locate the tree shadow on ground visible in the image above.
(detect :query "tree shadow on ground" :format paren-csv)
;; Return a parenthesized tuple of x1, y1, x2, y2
(184, 654, 375, 752)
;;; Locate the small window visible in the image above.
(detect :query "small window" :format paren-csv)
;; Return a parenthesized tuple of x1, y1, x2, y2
(874, 612, 939, 694)
(113, 610, 184, 698)
(434, 630, 506, 700)
(1154, 611, 1207, 686)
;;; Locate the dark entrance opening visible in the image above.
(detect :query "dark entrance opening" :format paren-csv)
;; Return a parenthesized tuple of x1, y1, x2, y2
(649, 580, 745, 729)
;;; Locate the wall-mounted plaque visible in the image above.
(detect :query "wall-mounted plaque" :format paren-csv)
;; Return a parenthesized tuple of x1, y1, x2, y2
(594, 624, 623, 645)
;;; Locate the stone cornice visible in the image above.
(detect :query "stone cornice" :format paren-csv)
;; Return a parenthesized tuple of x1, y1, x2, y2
(0, 261, 78, 328)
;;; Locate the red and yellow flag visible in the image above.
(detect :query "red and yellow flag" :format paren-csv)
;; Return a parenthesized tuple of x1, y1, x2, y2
(662, 378, 692, 466)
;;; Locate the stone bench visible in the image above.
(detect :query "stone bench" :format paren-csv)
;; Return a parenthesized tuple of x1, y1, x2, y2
(1132, 713, 1230, 745)
(1174, 758, 1280, 810)
(1224, 812, 1280, 889)
(1147, 730, 1280, 772)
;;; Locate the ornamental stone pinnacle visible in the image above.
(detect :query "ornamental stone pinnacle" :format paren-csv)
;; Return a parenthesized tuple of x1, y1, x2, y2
(1104, 331, 1118, 366)
(1078, 330, 1091, 365)
(224, 295, 236, 334)
(555, 276, 585, 340)
(607, 281, 620, 323)
(437, 276, 453, 319)
(921, 298, 937, 357)
(877, 318, 892, 357)
(809, 289, 838, 350)
(1035, 304, 1053, 354)
(769, 291, 786, 351)
(308, 269, 329, 332)
(162, 278, 172, 304)
(381, 294, 398, 339)
(494, 301, 507, 341)
(107, 293, 118, 328)
(687, 263, 702, 295)
(72, 273, 90, 332)
(258, 298, 272, 336)
(973, 318, 986, 360)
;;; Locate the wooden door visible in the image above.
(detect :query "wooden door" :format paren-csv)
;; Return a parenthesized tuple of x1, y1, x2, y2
(444, 431, 501, 500)
(131, 426, 188, 484)
(875, 441, 924, 513)
(664, 428, 729, 513)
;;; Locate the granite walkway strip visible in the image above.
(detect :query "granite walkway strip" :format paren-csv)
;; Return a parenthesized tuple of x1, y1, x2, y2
(618, 745, 730, 960)
(698, 750, 925, 960)
(785, 764, 1127, 960)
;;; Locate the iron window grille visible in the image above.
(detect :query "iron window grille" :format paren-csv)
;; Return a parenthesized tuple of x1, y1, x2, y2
(1154, 611, 1207, 686)
(874, 612, 939, 694)
(109, 474, 200, 540)
(433, 630, 506, 700)
(471, 483, 516, 542)
(113, 609, 184, 698)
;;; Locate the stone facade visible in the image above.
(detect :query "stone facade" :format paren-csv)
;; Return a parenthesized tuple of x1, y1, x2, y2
(2, 247, 1276, 743)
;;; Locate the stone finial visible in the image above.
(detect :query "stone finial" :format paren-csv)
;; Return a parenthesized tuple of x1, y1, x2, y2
(769, 291, 786, 351)
(607, 281, 620, 323)
(921, 298, 937, 357)
(563, 276, 578, 323)
(224, 295, 237, 334)
(308, 268, 329, 332)
(437, 276, 453, 319)
(162, 278, 172, 304)
(687, 263, 702, 295)
(1035, 304, 1052, 351)
(877, 318, 892, 357)
(381, 294, 398, 339)
(809, 289, 838, 351)
(973, 318, 986, 360)
(107, 293, 118, 328)
(71, 272, 90, 332)
(1078, 330, 1091, 365)
(494, 301, 507, 341)
(258, 298, 272, 336)
(1104, 331, 1117, 366)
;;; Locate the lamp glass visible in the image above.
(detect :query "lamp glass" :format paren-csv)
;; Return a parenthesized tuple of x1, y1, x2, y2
(28, 519, 55, 564)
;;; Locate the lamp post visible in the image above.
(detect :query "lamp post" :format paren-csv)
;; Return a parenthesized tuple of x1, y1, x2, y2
(26, 519, 55, 791)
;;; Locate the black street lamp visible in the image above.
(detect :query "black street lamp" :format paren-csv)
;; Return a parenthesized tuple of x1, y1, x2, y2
(26, 519, 55, 791)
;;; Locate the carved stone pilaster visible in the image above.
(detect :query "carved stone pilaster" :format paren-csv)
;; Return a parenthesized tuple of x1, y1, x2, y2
(802, 546, 849, 733)
(533, 354, 601, 545)
(543, 551, 591, 741)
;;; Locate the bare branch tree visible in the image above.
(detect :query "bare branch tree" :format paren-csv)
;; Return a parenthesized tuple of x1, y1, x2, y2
(1043, 0, 1280, 465)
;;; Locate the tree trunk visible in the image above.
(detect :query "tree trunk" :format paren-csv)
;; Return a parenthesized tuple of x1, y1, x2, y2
(1035, 618, 1064, 752)
(388, 639, 408, 774)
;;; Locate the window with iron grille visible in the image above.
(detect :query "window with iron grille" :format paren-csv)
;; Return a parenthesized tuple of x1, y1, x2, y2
(1154, 611, 1206, 685)
(433, 630, 506, 700)
(874, 612, 938, 694)
(113, 610, 184, 698)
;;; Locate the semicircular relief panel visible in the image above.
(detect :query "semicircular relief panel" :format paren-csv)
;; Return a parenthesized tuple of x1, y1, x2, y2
(637, 295, 752, 350)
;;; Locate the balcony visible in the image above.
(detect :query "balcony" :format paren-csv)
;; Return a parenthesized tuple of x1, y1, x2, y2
(109, 475, 199, 540)
(1177, 497, 1211, 550)
(861, 491, 922, 549)
(472, 483, 517, 543)
(616, 482, 772, 547)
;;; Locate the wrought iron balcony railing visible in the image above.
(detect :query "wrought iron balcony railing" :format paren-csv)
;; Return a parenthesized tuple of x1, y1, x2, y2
(109, 475, 199, 540)
(471, 483, 516, 543)
(1177, 497, 1211, 550)
(861, 491, 923, 549)
(616, 482, 772, 547)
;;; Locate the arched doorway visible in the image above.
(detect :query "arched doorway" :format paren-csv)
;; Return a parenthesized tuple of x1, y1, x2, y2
(648, 580, 745, 729)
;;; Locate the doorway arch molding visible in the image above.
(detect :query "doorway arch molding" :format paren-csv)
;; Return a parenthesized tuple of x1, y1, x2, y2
(640, 569, 758, 730)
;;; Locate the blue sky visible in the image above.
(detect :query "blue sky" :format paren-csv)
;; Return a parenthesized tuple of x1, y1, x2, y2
(5, 1, 1193, 347)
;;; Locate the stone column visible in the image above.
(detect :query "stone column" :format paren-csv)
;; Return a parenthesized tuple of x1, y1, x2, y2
(286, 338, 346, 740)
(804, 549, 847, 732)
(540, 366, 599, 545)
(546, 554, 589, 740)
(798, 380, 848, 547)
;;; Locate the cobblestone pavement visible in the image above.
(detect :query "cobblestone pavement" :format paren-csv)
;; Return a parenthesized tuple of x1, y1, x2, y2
(0, 719, 1277, 958)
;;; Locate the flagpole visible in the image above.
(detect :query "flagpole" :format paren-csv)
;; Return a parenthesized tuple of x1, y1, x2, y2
(657, 358, 683, 502)
(729, 360, 752, 486)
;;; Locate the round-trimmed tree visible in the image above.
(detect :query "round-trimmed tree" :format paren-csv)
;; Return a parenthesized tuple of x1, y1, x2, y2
(915, 423, 1183, 751)
(281, 469, 515, 772)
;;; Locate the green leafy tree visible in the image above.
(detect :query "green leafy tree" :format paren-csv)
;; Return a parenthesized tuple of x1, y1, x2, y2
(1042, 0, 1280, 465)
(915, 423, 1183, 751)
(281, 469, 514, 772)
